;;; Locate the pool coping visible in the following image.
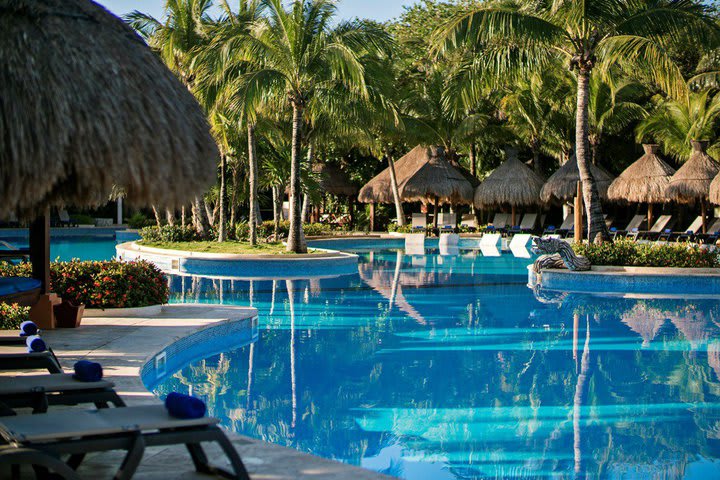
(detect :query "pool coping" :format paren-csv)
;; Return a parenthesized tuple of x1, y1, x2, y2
(4, 304, 391, 479)
(123, 240, 356, 260)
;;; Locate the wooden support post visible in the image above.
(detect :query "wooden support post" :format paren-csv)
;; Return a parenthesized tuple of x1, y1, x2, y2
(348, 196, 355, 229)
(647, 203, 654, 231)
(511, 205, 517, 227)
(701, 198, 707, 234)
(574, 181, 583, 244)
(29, 213, 50, 294)
(433, 196, 439, 229)
(369, 203, 375, 232)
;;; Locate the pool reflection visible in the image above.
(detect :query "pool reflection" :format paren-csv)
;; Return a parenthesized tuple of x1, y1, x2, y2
(153, 249, 720, 479)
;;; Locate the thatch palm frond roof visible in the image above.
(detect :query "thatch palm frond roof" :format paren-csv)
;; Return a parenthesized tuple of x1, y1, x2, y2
(313, 163, 358, 196)
(666, 141, 720, 203)
(358, 145, 474, 205)
(474, 151, 545, 208)
(540, 156, 614, 204)
(607, 144, 676, 204)
(1, 0, 218, 217)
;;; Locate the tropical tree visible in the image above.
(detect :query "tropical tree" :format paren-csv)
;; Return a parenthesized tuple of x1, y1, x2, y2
(637, 88, 720, 161)
(126, 0, 215, 236)
(438, 0, 719, 241)
(234, 0, 388, 252)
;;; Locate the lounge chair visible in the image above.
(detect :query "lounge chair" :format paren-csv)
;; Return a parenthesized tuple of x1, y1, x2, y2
(665, 216, 704, 242)
(611, 215, 646, 239)
(460, 214, 477, 231)
(56, 209, 77, 228)
(628, 215, 673, 241)
(0, 373, 124, 414)
(557, 215, 575, 237)
(486, 213, 509, 233)
(0, 404, 250, 480)
(438, 212, 457, 232)
(0, 346, 62, 374)
(411, 213, 427, 231)
(509, 213, 538, 234)
(0, 277, 41, 307)
(694, 218, 720, 244)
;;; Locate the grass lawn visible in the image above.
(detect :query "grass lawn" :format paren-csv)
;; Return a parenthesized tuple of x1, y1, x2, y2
(139, 241, 319, 255)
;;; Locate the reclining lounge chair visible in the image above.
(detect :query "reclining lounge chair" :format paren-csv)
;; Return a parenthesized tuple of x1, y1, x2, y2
(0, 404, 250, 480)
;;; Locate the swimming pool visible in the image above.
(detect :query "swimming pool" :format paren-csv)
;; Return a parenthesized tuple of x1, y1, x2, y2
(145, 245, 720, 479)
(0, 234, 119, 262)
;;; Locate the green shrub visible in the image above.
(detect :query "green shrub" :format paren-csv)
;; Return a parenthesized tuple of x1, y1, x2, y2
(70, 214, 95, 225)
(303, 223, 333, 237)
(235, 222, 250, 241)
(140, 225, 199, 243)
(387, 223, 415, 233)
(127, 212, 152, 229)
(0, 260, 168, 309)
(573, 238, 720, 268)
(0, 303, 31, 330)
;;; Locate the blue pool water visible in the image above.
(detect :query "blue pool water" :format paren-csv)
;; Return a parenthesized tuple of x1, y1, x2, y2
(0, 235, 118, 262)
(145, 246, 720, 480)
(14, 236, 720, 478)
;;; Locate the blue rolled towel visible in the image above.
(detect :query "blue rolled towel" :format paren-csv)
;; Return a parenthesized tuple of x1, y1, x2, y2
(25, 335, 46, 353)
(165, 392, 206, 419)
(19, 321, 38, 337)
(73, 360, 103, 382)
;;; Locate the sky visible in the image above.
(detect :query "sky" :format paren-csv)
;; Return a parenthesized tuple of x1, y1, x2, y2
(97, 0, 418, 22)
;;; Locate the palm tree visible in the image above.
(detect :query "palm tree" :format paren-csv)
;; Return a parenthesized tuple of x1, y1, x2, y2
(126, 0, 215, 236)
(438, 0, 718, 241)
(637, 88, 720, 161)
(233, 0, 385, 252)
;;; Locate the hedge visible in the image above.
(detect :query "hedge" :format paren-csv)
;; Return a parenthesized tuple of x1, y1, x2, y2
(0, 303, 31, 330)
(573, 238, 720, 268)
(0, 260, 168, 309)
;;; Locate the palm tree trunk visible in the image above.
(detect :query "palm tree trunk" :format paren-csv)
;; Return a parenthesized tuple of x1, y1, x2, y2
(152, 205, 162, 227)
(576, 70, 609, 243)
(218, 153, 227, 242)
(302, 144, 313, 223)
(192, 196, 210, 236)
(229, 164, 238, 229)
(387, 150, 405, 226)
(248, 123, 259, 246)
(287, 102, 307, 253)
(181, 206, 186, 228)
(165, 209, 175, 226)
(469, 142, 477, 177)
(272, 185, 282, 239)
(532, 149, 542, 174)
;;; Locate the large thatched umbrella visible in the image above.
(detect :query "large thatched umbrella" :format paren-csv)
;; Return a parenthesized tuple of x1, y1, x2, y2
(666, 140, 720, 233)
(1, 1, 217, 298)
(607, 144, 676, 227)
(474, 148, 544, 225)
(359, 145, 474, 228)
(540, 155, 614, 204)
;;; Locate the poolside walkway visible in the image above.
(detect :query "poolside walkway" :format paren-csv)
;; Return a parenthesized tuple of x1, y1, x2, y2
(2, 304, 390, 480)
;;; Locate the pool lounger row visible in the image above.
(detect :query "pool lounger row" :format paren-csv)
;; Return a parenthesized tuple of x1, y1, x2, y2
(0, 344, 250, 480)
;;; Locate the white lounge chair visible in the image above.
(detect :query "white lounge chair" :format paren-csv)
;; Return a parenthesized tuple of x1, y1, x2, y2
(411, 213, 427, 230)
(488, 213, 509, 232)
(509, 213, 538, 233)
(610, 214, 645, 239)
(460, 214, 478, 230)
(438, 212, 457, 231)
(668, 216, 704, 242)
(629, 214, 673, 241)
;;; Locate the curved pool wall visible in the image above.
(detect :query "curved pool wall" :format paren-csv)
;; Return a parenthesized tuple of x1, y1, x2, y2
(141, 314, 259, 392)
(116, 242, 360, 279)
(531, 266, 720, 296)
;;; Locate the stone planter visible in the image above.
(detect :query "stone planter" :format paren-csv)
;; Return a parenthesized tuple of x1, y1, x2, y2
(54, 300, 85, 328)
(84, 304, 164, 318)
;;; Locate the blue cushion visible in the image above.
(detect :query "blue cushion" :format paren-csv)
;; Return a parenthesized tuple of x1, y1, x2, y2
(0, 277, 41, 297)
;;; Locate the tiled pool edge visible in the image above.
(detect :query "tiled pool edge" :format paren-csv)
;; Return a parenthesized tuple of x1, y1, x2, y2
(532, 265, 720, 295)
(116, 241, 359, 279)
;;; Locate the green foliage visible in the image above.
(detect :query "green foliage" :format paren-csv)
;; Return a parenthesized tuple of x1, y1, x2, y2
(236, 221, 333, 240)
(127, 213, 152, 229)
(0, 261, 168, 309)
(303, 223, 333, 237)
(70, 214, 95, 225)
(140, 225, 202, 243)
(388, 223, 415, 233)
(0, 303, 31, 330)
(573, 239, 720, 268)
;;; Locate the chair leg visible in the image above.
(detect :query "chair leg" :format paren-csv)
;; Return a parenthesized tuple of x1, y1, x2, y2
(212, 429, 251, 480)
(113, 433, 146, 480)
(186, 443, 213, 474)
(0, 447, 82, 480)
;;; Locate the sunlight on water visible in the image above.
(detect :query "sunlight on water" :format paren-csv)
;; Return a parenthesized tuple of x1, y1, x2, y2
(145, 246, 720, 479)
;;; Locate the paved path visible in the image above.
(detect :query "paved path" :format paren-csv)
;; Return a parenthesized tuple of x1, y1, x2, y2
(2, 304, 390, 480)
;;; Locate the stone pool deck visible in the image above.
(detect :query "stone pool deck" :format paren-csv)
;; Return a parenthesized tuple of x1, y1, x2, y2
(2, 304, 390, 480)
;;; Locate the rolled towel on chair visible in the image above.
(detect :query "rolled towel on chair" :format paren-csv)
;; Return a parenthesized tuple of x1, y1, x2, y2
(165, 392, 206, 419)
(19, 321, 39, 337)
(25, 335, 46, 353)
(73, 360, 103, 382)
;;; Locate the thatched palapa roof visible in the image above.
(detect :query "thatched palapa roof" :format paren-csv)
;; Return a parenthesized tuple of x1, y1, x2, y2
(0, 0, 218, 217)
(540, 155, 614, 204)
(607, 144, 676, 204)
(313, 163, 358, 196)
(358, 145, 474, 205)
(666, 140, 720, 203)
(474, 148, 544, 208)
